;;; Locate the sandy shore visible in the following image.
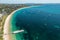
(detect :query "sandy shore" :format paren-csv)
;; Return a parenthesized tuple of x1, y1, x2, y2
(3, 12, 14, 40)
(3, 8, 20, 40)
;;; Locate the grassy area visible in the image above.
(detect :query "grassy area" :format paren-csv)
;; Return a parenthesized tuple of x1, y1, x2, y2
(0, 14, 8, 40)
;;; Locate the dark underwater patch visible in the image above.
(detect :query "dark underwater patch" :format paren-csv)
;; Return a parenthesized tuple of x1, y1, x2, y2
(11, 4, 60, 40)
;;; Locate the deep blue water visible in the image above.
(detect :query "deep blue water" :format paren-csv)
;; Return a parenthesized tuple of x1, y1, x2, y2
(10, 4, 60, 40)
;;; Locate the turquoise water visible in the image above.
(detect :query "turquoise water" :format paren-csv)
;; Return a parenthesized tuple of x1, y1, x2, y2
(10, 4, 60, 40)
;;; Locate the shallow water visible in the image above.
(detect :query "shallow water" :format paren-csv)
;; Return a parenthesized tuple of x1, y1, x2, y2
(10, 4, 60, 40)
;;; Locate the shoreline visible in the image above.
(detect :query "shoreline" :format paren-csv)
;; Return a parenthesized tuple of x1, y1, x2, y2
(3, 6, 34, 40)
(3, 14, 13, 40)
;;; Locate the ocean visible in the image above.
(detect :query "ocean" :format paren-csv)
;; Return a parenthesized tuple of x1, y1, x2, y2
(10, 4, 60, 40)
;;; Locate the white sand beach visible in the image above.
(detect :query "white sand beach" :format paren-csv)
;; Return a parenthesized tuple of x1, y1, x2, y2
(3, 11, 14, 40)
(3, 8, 22, 40)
